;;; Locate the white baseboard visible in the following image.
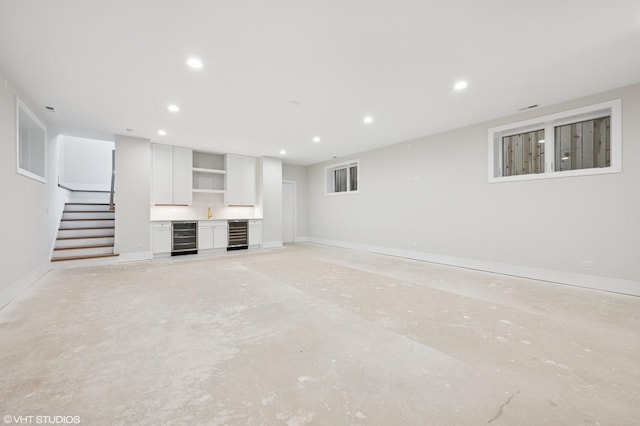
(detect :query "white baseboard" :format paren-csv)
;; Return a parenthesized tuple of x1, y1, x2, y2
(117, 251, 153, 263)
(0, 262, 50, 309)
(294, 236, 310, 242)
(309, 238, 640, 297)
(262, 241, 283, 249)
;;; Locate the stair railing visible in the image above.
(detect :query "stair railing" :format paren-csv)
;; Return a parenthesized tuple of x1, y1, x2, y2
(109, 149, 115, 211)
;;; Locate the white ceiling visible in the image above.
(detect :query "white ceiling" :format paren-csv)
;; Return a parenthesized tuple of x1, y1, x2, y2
(1, 0, 639, 165)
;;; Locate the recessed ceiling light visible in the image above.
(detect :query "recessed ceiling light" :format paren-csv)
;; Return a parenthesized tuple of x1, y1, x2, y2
(280, 150, 287, 155)
(313, 136, 321, 143)
(168, 104, 180, 113)
(187, 57, 203, 69)
(363, 116, 373, 124)
(157, 129, 167, 136)
(454, 80, 468, 91)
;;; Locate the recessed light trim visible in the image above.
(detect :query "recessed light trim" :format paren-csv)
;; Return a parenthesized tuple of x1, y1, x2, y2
(280, 150, 287, 155)
(168, 104, 180, 113)
(363, 116, 373, 124)
(187, 57, 203, 69)
(313, 136, 321, 143)
(157, 130, 167, 136)
(454, 80, 468, 91)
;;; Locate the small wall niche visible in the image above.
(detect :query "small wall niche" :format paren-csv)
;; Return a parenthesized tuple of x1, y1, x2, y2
(193, 151, 226, 193)
(16, 97, 47, 183)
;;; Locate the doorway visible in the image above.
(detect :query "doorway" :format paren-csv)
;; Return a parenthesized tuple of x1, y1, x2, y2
(282, 181, 296, 243)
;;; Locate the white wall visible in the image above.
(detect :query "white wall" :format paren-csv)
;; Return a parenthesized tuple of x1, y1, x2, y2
(59, 136, 114, 191)
(259, 157, 283, 248)
(0, 70, 67, 308)
(114, 135, 152, 261)
(307, 83, 640, 296)
(282, 164, 308, 240)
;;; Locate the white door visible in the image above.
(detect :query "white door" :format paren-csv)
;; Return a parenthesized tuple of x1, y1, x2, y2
(282, 182, 295, 243)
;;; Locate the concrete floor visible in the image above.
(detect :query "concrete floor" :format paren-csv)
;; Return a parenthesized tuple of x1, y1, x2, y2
(1, 243, 639, 425)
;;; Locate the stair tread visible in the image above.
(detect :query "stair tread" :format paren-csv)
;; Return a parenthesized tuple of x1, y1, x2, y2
(54, 244, 114, 251)
(56, 235, 114, 240)
(59, 226, 115, 231)
(66, 203, 112, 205)
(63, 210, 115, 213)
(61, 218, 114, 221)
(51, 253, 120, 262)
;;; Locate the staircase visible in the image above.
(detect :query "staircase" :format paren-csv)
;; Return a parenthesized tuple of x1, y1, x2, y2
(52, 203, 119, 262)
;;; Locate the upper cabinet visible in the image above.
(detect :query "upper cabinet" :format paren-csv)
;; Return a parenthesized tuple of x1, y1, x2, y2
(225, 154, 256, 206)
(152, 144, 193, 205)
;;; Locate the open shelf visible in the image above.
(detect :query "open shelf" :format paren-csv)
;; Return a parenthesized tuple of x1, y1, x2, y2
(193, 188, 225, 194)
(193, 151, 225, 192)
(192, 167, 226, 174)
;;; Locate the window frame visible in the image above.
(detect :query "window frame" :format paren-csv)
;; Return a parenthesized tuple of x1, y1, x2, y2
(16, 97, 47, 183)
(325, 159, 359, 196)
(488, 99, 621, 183)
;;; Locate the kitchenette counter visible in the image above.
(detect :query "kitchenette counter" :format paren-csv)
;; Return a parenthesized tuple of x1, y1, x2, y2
(150, 217, 262, 222)
(151, 218, 263, 255)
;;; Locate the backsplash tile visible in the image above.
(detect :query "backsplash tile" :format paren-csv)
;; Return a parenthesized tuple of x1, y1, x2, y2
(150, 193, 257, 221)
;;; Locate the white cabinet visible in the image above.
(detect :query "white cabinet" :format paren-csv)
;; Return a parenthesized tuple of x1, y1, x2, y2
(248, 219, 262, 247)
(213, 223, 228, 249)
(198, 220, 228, 250)
(152, 144, 193, 205)
(198, 222, 214, 250)
(152, 221, 171, 254)
(225, 154, 256, 206)
(173, 147, 193, 204)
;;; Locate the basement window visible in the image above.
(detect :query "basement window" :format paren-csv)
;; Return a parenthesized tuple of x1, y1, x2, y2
(16, 97, 47, 183)
(488, 99, 621, 183)
(325, 160, 359, 195)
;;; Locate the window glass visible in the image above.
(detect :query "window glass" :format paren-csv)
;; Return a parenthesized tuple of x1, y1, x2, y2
(334, 168, 347, 192)
(555, 116, 610, 171)
(501, 129, 545, 176)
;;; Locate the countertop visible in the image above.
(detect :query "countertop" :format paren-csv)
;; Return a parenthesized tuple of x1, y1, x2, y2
(150, 218, 262, 222)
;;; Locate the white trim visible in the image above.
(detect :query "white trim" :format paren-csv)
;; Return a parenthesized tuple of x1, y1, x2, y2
(295, 236, 310, 242)
(0, 262, 50, 310)
(488, 99, 622, 183)
(262, 241, 283, 249)
(309, 237, 640, 297)
(117, 251, 153, 263)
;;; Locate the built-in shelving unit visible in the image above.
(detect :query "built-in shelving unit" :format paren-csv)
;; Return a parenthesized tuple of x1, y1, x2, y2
(193, 151, 225, 193)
